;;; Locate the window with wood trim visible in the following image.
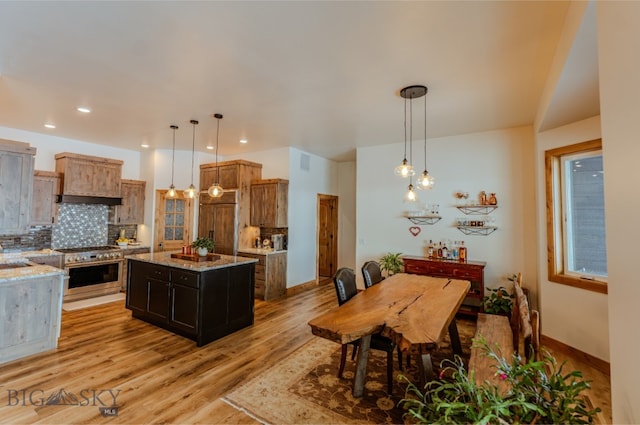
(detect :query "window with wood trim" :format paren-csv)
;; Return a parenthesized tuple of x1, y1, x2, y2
(545, 139, 607, 294)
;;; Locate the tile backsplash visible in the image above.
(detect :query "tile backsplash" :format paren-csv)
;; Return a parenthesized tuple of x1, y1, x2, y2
(0, 226, 52, 251)
(51, 204, 108, 249)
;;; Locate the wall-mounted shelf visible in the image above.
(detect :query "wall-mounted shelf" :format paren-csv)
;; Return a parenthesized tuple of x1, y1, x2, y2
(406, 215, 442, 225)
(457, 225, 497, 236)
(456, 205, 498, 215)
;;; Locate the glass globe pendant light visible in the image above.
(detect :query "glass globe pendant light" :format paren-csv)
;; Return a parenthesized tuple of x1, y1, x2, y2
(183, 119, 199, 199)
(405, 181, 418, 203)
(207, 113, 224, 198)
(167, 124, 178, 198)
(416, 87, 435, 190)
(394, 95, 414, 178)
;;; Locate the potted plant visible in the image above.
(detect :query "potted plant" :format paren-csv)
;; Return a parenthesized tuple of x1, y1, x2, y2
(483, 285, 514, 316)
(400, 338, 601, 424)
(379, 252, 403, 277)
(191, 237, 215, 256)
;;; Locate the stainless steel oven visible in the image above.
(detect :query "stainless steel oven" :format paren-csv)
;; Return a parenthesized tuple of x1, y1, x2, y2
(58, 246, 124, 302)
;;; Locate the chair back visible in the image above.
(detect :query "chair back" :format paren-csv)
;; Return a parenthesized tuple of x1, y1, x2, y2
(333, 268, 357, 305)
(361, 261, 384, 288)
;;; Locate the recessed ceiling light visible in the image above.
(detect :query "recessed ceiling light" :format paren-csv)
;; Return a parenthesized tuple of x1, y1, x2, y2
(44, 124, 56, 129)
(141, 143, 149, 148)
(77, 107, 91, 113)
(206, 145, 214, 150)
(240, 139, 248, 144)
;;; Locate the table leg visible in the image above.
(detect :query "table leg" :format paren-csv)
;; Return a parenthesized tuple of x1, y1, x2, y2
(448, 317, 463, 356)
(417, 353, 434, 389)
(352, 334, 371, 397)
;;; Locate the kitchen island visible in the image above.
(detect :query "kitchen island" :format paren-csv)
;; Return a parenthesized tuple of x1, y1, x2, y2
(125, 251, 258, 346)
(0, 256, 65, 365)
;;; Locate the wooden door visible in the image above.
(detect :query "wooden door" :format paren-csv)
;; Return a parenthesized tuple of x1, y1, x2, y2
(154, 190, 193, 252)
(318, 195, 338, 278)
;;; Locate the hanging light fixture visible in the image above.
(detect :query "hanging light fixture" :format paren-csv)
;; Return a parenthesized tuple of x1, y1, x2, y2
(207, 113, 224, 198)
(394, 94, 414, 178)
(416, 86, 435, 190)
(167, 124, 179, 198)
(183, 119, 199, 199)
(399, 85, 427, 202)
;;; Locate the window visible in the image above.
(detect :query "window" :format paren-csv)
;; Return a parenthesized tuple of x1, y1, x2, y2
(545, 139, 607, 294)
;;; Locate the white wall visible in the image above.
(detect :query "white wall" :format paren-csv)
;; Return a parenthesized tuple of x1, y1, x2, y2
(597, 2, 640, 422)
(338, 161, 356, 271)
(534, 116, 609, 363)
(356, 126, 537, 293)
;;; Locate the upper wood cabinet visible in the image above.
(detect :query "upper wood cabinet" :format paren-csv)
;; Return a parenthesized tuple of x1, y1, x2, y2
(110, 179, 146, 224)
(0, 139, 36, 235)
(31, 171, 61, 226)
(55, 152, 123, 198)
(198, 160, 262, 253)
(250, 179, 288, 228)
(200, 160, 262, 192)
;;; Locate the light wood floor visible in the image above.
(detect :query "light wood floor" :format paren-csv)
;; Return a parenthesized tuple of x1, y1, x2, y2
(0, 282, 611, 424)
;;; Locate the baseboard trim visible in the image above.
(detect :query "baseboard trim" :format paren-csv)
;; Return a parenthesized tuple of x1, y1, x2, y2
(541, 334, 610, 376)
(286, 279, 319, 296)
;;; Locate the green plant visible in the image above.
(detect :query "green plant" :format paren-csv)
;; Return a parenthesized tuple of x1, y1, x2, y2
(400, 337, 601, 424)
(379, 252, 403, 276)
(483, 286, 514, 315)
(191, 237, 215, 251)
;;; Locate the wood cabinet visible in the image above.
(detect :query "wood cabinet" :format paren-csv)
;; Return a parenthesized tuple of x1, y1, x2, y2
(198, 195, 238, 255)
(200, 159, 262, 191)
(198, 160, 262, 254)
(55, 152, 122, 198)
(403, 256, 486, 316)
(238, 250, 287, 300)
(0, 272, 64, 365)
(0, 140, 36, 235)
(31, 171, 61, 226)
(126, 259, 255, 346)
(109, 179, 146, 224)
(250, 179, 288, 227)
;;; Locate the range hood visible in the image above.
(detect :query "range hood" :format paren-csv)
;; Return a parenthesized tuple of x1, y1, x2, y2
(56, 194, 122, 206)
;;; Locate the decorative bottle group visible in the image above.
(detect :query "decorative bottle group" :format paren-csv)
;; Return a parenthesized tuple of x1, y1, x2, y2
(426, 239, 467, 262)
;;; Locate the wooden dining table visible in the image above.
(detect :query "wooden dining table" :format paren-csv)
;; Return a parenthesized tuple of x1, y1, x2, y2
(308, 273, 470, 397)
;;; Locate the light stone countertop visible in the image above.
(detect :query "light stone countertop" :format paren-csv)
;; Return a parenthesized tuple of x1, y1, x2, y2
(237, 248, 287, 256)
(0, 258, 65, 282)
(0, 249, 62, 260)
(125, 250, 258, 272)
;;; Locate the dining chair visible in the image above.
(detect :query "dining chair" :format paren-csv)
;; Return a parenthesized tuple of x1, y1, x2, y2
(332, 267, 400, 394)
(361, 260, 384, 288)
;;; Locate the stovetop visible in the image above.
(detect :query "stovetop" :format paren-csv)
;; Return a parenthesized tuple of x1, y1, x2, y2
(58, 245, 123, 265)
(56, 246, 120, 254)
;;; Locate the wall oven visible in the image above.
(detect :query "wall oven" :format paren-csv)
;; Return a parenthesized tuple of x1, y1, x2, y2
(58, 246, 124, 302)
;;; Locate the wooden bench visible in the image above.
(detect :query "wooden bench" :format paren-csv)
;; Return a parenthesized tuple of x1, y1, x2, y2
(468, 276, 539, 392)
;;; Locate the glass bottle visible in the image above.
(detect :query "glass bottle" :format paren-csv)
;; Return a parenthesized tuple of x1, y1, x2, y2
(427, 240, 434, 258)
(437, 242, 443, 259)
(459, 241, 467, 262)
(442, 242, 448, 260)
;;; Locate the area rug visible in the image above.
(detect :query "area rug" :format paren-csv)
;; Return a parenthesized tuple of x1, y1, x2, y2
(222, 317, 476, 424)
(62, 293, 126, 311)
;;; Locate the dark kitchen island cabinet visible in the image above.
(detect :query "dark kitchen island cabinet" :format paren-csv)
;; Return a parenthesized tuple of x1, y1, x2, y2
(125, 251, 257, 346)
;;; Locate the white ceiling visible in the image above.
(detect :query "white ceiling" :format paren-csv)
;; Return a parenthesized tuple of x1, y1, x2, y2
(0, 1, 595, 162)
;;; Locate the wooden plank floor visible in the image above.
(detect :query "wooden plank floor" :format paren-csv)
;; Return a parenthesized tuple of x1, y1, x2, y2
(0, 282, 611, 424)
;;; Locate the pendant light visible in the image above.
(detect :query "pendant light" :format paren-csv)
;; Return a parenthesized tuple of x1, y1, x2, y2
(183, 119, 199, 199)
(416, 86, 435, 190)
(394, 95, 414, 178)
(207, 113, 224, 198)
(400, 85, 427, 202)
(167, 124, 179, 198)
